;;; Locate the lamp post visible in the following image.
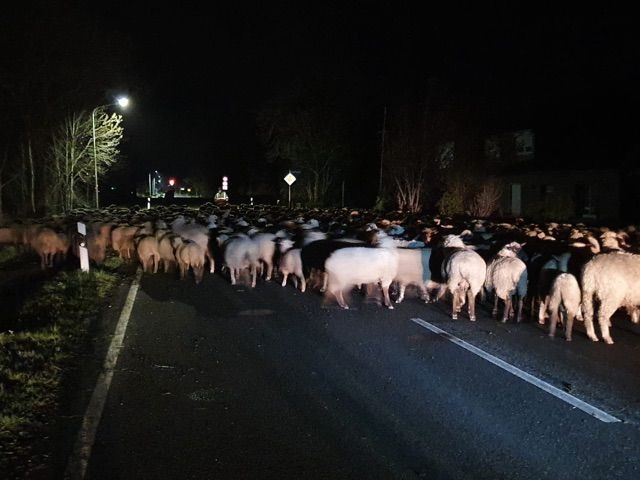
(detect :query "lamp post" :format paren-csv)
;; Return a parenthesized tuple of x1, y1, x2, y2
(91, 96, 129, 208)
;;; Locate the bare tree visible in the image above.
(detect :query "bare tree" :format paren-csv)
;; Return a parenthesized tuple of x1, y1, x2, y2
(258, 107, 343, 206)
(468, 177, 503, 218)
(394, 165, 426, 213)
(0, 151, 17, 223)
(47, 109, 123, 211)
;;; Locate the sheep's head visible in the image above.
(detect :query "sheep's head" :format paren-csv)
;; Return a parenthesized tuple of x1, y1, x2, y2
(497, 241, 522, 257)
(443, 234, 466, 249)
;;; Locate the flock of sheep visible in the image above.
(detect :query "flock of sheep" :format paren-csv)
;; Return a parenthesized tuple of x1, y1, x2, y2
(2, 202, 640, 345)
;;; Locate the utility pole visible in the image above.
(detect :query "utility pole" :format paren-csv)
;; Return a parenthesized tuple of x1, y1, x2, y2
(378, 105, 387, 198)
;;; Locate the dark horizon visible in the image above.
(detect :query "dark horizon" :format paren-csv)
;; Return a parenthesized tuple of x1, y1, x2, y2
(4, 2, 640, 208)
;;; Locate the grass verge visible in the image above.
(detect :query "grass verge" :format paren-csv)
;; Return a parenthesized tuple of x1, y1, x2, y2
(0, 267, 121, 478)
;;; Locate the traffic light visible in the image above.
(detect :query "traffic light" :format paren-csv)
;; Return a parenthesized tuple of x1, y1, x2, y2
(222, 176, 228, 191)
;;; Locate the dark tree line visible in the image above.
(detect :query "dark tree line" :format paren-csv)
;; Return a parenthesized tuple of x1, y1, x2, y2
(0, 2, 136, 219)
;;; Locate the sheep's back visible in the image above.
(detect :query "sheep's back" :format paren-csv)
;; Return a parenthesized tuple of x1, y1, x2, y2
(325, 247, 398, 288)
(582, 252, 640, 302)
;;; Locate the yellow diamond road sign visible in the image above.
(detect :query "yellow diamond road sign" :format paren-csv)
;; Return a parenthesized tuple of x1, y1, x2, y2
(284, 172, 296, 185)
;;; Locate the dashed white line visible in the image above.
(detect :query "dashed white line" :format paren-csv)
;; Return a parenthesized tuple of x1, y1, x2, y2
(411, 318, 621, 423)
(65, 269, 143, 479)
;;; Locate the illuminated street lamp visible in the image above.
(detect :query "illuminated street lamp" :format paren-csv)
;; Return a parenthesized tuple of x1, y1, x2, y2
(92, 96, 129, 208)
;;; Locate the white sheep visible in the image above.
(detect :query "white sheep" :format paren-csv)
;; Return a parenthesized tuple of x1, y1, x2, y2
(545, 273, 582, 341)
(277, 238, 305, 292)
(484, 242, 528, 322)
(581, 251, 640, 344)
(392, 248, 439, 303)
(222, 233, 260, 287)
(324, 233, 399, 309)
(251, 232, 277, 280)
(441, 234, 487, 321)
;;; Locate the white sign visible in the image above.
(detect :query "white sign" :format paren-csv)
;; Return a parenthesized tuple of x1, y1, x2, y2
(77, 222, 86, 236)
(79, 245, 90, 272)
(284, 172, 296, 186)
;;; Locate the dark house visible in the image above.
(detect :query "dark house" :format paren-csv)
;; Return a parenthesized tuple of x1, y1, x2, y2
(484, 129, 631, 225)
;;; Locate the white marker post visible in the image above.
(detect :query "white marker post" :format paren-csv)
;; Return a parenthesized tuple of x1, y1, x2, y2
(77, 222, 90, 272)
(284, 171, 296, 208)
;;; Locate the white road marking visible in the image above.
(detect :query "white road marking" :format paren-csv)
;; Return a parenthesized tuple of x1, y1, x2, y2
(411, 318, 621, 423)
(65, 269, 143, 479)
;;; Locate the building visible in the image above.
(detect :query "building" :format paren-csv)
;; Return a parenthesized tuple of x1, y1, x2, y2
(481, 128, 631, 224)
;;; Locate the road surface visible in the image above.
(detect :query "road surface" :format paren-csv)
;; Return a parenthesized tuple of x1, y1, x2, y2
(63, 269, 640, 479)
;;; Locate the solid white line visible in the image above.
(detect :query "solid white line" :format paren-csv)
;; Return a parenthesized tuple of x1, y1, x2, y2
(65, 269, 143, 480)
(410, 318, 621, 423)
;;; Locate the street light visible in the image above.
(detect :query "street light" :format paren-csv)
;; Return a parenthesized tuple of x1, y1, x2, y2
(92, 96, 129, 208)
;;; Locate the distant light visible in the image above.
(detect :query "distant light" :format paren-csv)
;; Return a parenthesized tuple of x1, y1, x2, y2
(222, 176, 228, 182)
(116, 96, 129, 108)
(169, 178, 175, 186)
(180, 187, 185, 191)
(187, 188, 191, 192)
(111, 186, 116, 190)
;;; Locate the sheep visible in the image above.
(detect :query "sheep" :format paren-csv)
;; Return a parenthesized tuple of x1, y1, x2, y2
(136, 235, 160, 273)
(300, 238, 365, 292)
(324, 233, 399, 309)
(0, 225, 24, 247)
(580, 252, 640, 344)
(251, 232, 278, 281)
(484, 242, 528, 323)
(440, 234, 487, 321)
(173, 238, 206, 284)
(32, 228, 70, 269)
(392, 248, 439, 304)
(277, 238, 305, 292)
(222, 233, 260, 287)
(527, 250, 571, 323)
(545, 273, 582, 341)
(111, 225, 141, 260)
(171, 216, 215, 273)
(157, 231, 180, 273)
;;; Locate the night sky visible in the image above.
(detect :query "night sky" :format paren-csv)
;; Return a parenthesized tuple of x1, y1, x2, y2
(7, 3, 640, 202)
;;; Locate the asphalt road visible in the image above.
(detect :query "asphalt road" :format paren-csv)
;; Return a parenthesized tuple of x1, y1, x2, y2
(74, 269, 640, 480)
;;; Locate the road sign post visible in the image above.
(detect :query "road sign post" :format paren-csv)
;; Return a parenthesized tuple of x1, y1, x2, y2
(284, 172, 296, 208)
(77, 222, 90, 272)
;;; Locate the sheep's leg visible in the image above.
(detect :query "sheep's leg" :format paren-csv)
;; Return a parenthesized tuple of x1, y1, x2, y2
(179, 263, 186, 280)
(230, 268, 237, 285)
(298, 274, 306, 293)
(515, 297, 524, 323)
(292, 276, 298, 288)
(381, 282, 394, 309)
(492, 295, 499, 318)
(265, 261, 273, 281)
(502, 296, 512, 323)
(206, 251, 215, 273)
(467, 288, 477, 321)
(250, 265, 257, 288)
(565, 310, 576, 342)
(538, 296, 549, 324)
(417, 284, 428, 302)
(320, 272, 329, 292)
(581, 295, 599, 342)
(281, 271, 288, 287)
(451, 289, 460, 320)
(334, 289, 349, 309)
(395, 284, 406, 304)
(529, 296, 536, 321)
(152, 255, 158, 274)
(548, 308, 559, 338)
(598, 301, 616, 345)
